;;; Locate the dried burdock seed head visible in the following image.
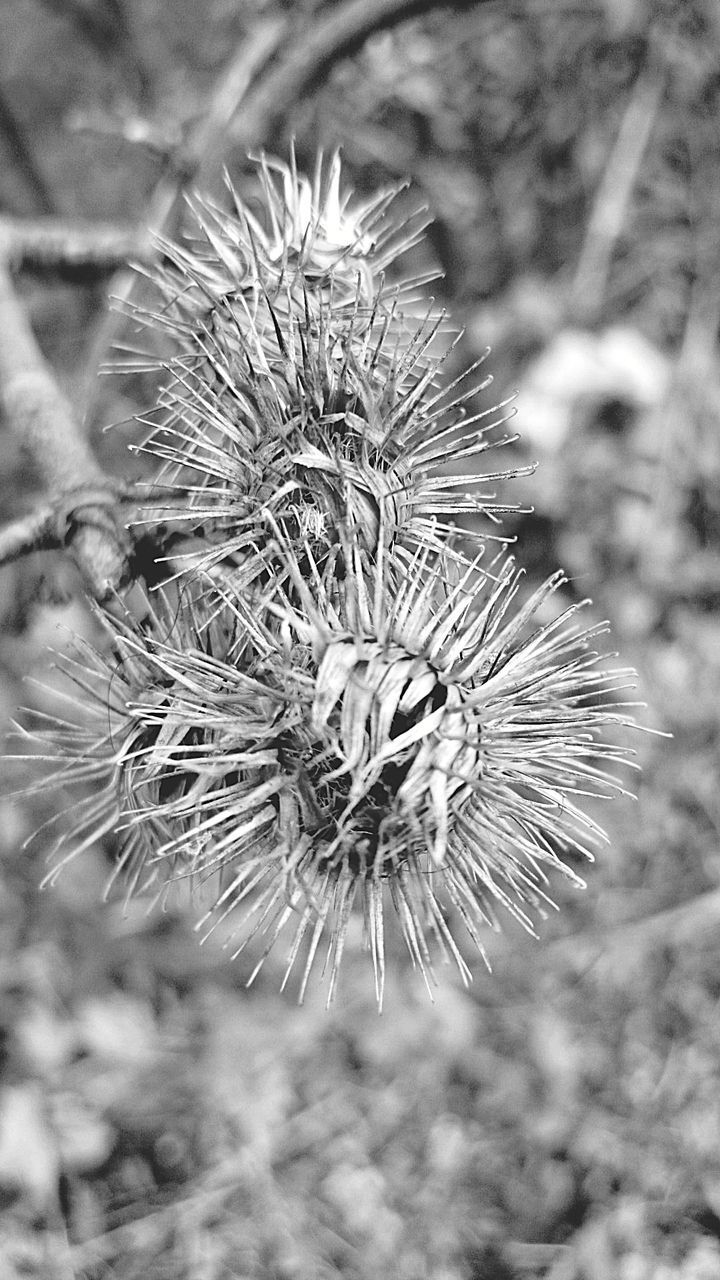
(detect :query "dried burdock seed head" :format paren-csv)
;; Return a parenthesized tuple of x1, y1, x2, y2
(203, 529, 640, 1005)
(119, 150, 435, 389)
(21, 518, 639, 1007)
(163, 148, 434, 315)
(132, 285, 524, 576)
(116, 151, 528, 579)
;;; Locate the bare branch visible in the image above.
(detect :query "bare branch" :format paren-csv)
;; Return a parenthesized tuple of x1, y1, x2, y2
(0, 85, 57, 215)
(570, 59, 665, 321)
(0, 503, 62, 565)
(66, 106, 183, 160)
(173, 17, 287, 197)
(232, 0, 493, 149)
(80, 17, 285, 414)
(0, 256, 132, 597)
(0, 481, 132, 564)
(552, 887, 720, 976)
(0, 215, 153, 279)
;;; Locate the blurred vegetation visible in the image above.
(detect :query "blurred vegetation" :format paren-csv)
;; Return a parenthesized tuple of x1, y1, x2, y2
(2, 0, 720, 1276)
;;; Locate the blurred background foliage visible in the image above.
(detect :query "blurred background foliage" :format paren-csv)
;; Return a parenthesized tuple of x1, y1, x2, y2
(2, 0, 720, 1276)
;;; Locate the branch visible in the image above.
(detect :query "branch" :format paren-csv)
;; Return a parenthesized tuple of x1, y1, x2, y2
(0, 484, 132, 566)
(80, 17, 285, 415)
(0, 214, 153, 279)
(569, 59, 665, 322)
(232, 0, 492, 149)
(0, 85, 56, 215)
(552, 887, 720, 974)
(0, 255, 132, 597)
(171, 17, 287, 197)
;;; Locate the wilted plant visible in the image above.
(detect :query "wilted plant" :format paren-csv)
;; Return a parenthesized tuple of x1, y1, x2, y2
(21, 153, 640, 1005)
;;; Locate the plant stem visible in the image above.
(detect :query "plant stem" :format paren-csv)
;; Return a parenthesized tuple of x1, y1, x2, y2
(0, 253, 131, 596)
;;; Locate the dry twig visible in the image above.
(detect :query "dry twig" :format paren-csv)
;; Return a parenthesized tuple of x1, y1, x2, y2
(0, 87, 56, 215)
(551, 887, 720, 975)
(570, 58, 665, 321)
(0, 255, 131, 596)
(0, 215, 153, 279)
(232, 0, 492, 149)
(78, 16, 285, 416)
